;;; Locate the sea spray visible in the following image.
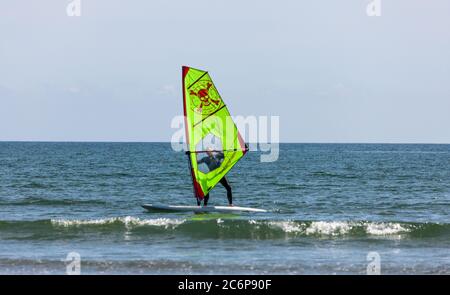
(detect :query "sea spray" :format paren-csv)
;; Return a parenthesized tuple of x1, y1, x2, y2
(51, 217, 185, 229)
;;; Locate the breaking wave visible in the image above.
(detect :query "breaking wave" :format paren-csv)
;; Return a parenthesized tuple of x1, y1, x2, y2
(0, 218, 448, 239)
(51, 216, 185, 228)
(266, 220, 411, 236)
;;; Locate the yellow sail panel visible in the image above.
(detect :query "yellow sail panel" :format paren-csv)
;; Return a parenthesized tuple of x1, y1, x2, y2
(182, 66, 247, 199)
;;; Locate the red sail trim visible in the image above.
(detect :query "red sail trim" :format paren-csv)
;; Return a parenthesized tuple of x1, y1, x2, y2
(181, 66, 190, 148)
(192, 171, 205, 199)
(182, 66, 190, 146)
(182, 66, 204, 199)
(182, 66, 189, 80)
(237, 131, 247, 155)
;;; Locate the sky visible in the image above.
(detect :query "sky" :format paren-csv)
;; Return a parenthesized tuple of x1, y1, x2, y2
(1, 0, 449, 143)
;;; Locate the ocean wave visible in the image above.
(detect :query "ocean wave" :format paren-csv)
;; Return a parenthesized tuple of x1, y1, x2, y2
(19, 182, 53, 189)
(0, 218, 448, 239)
(51, 216, 185, 228)
(266, 221, 410, 236)
(365, 222, 409, 235)
(306, 221, 354, 235)
(0, 197, 107, 206)
(88, 172, 138, 178)
(267, 221, 302, 233)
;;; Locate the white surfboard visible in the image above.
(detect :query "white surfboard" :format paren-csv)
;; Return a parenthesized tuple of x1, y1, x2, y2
(142, 203, 267, 213)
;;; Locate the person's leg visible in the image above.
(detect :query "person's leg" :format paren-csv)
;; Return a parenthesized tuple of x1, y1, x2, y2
(203, 193, 210, 206)
(220, 178, 232, 205)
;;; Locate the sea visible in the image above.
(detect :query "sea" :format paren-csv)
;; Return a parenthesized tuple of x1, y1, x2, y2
(0, 142, 449, 274)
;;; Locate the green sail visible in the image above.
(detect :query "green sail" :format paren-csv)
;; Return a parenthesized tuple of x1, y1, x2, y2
(182, 66, 247, 200)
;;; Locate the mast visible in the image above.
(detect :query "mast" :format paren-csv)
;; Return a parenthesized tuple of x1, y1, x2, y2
(182, 66, 199, 203)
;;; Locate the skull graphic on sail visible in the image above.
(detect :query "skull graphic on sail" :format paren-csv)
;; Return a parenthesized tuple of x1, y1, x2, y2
(189, 81, 223, 115)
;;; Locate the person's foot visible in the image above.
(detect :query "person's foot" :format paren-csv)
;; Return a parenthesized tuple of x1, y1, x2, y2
(228, 204, 234, 207)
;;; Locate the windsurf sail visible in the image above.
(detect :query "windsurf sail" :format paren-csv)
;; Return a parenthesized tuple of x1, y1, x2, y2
(182, 66, 247, 201)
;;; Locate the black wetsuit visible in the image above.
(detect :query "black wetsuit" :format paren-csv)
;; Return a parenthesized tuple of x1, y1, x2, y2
(197, 152, 232, 206)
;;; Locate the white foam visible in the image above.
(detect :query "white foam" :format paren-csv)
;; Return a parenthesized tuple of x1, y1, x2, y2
(265, 220, 410, 236)
(365, 222, 409, 235)
(268, 221, 305, 233)
(51, 216, 185, 228)
(305, 221, 353, 236)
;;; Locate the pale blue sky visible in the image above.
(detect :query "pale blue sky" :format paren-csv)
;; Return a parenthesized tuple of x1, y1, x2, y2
(1, 0, 449, 143)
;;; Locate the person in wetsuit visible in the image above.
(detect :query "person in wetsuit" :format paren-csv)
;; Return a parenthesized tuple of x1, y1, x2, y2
(197, 147, 233, 207)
